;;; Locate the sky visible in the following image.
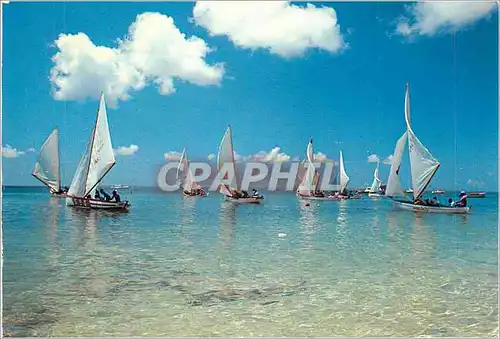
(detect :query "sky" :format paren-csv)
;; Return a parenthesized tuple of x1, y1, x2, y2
(2, 1, 498, 190)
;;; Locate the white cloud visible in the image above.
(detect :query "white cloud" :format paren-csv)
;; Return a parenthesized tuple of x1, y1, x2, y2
(164, 151, 183, 161)
(50, 12, 225, 107)
(367, 154, 380, 163)
(2, 145, 26, 158)
(114, 144, 139, 156)
(314, 152, 331, 163)
(383, 155, 393, 165)
(247, 147, 291, 162)
(467, 178, 485, 188)
(192, 1, 346, 58)
(396, 2, 496, 37)
(207, 153, 216, 160)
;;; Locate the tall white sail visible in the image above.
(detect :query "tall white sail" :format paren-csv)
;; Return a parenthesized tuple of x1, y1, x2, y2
(67, 93, 116, 202)
(404, 84, 440, 200)
(32, 128, 60, 193)
(385, 131, 408, 197)
(177, 148, 198, 192)
(339, 150, 350, 193)
(369, 161, 382, 193)
(297, 139, 316, 195)
(217, 126, 238, 195)
(407, 129, 440, 200)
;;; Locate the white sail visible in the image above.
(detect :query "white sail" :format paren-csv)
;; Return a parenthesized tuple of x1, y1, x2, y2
(407, 129, 440, 200)
(385, 131, 408, 197)
(217, 126, 238, 194)
(404, 84, 440, 200)
(178, 148, 199, 192)
(297, 139, 316, 195)
(339, 150, 350, 193)
(32, 128, 60, 193)
(67, 93, 116, 202)
(369, 162, 382, 193)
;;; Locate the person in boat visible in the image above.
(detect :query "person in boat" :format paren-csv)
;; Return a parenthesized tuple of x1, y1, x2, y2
(429, 196, 440, 206)
(85, 193, 91, 199)
(241, 190, 250, 198)
(100, 188, 111, 202)
(413, 198, 425, 205)
(314, 190, 325, 197)
(63, 186, 69, 193)
(111, 190, 121, 203)
(455, 191, 468, 207)
(94, 189, 102, 200)
(252, 189, 260, 198)
(448, 198, 455, 207)
(232, 189, 242, 199)
(200, 188, 206, 196)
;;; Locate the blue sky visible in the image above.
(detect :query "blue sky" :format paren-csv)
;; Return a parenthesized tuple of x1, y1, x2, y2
(2, 1, 498, 190)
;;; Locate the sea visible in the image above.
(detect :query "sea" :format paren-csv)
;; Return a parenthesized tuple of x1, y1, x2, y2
(2, 186, 498, 337)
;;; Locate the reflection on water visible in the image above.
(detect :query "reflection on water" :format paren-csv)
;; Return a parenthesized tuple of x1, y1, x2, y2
(2, 189, 498, 337)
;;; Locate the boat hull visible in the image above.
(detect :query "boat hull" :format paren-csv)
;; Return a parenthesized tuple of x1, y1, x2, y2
(368, 193, 384, 198)
(223, 196, 263, 204)
(468, 192, 486, 198)
(296, 193, 341, 201)
(392, 199, 470, 214)
(182, 191, 208, 198)
(66, 196, 130, 211)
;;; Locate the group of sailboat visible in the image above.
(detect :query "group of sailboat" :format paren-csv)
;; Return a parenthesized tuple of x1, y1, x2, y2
(296, 138, 358, 201)
(32, 93, 130, 211)
(384, 84, 470, 214)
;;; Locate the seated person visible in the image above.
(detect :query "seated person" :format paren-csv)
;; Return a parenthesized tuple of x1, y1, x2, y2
(94, 190, 102, 200)
(241, 190, 250, 198)
(100, 188, 111, 201)
(252, 189, 260, 197)
(455, 192, 467, 207)
(111, 190, 121, 203)
(448, 198, 455, 207)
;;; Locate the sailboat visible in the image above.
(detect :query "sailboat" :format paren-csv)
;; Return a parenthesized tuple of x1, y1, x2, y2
(217, 126, 263, 204)
(296, 139, 339, 200)
(177, 148, 207, 197)
(385, 83, 470, 214)
(65, 93, 130, 211)
(32, 127, 66, 197)
(368, 161, 384, 197)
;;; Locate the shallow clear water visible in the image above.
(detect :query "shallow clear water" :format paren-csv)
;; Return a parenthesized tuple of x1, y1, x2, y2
(2, 187, 498, 337)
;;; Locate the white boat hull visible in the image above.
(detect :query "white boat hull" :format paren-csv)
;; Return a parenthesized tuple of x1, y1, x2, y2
(66, 196, 130, 211)
(392, 200, 470, 214)
(223, 196, 263, 204)
(296, 193, 341, 201)
(368, 193, 384, 198)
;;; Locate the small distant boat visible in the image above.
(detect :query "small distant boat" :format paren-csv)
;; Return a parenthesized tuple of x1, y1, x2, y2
(431, 189, 445, 194)
(110, 184, 130, 189)
(296, 139, 344, 201)
(468, 191, 486, 198)
(368, 161, 384, 198)
(217, 126, 263, 204)
(404, 188, 413, 194)
(177, 148, 207, 197)
(32, 127, 67, 197)
(385, 83, 470, 214)
(65, 93, 130, 211)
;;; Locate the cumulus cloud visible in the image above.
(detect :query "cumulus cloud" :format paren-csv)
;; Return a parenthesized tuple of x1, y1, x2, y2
(367, 154, 380, 163)
(467, 178, 485, 188)
(192, 1, 346, 58)
(314, 152, 332, 163)
(2, 145, 26, 158)
(396, 2, 496, 37)
(383, 154, 393, 165)
(207, 153, 216, 161)
(164, 151, 183, 161)
(114, 144, 139, 156)
(247, 147, 291, 162)
(50, 12, 225, 106)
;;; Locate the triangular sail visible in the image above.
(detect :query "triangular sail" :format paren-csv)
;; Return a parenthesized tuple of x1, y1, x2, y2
(178, 148, 199, 192)
(339, 150, 350, 193)
(407, 129, 440, 200)
(297, 139, 317, 195)
(385, 131, 408, 197)
(67, 93, 116, 201)
(217, 126, 238, 194)
(369, 162, 382, 193)
(404, 84, 440, 200)
(32, 128, 60, 193)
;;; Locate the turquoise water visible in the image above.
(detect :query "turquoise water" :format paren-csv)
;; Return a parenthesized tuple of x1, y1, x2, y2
(2, 186, 498, 337)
